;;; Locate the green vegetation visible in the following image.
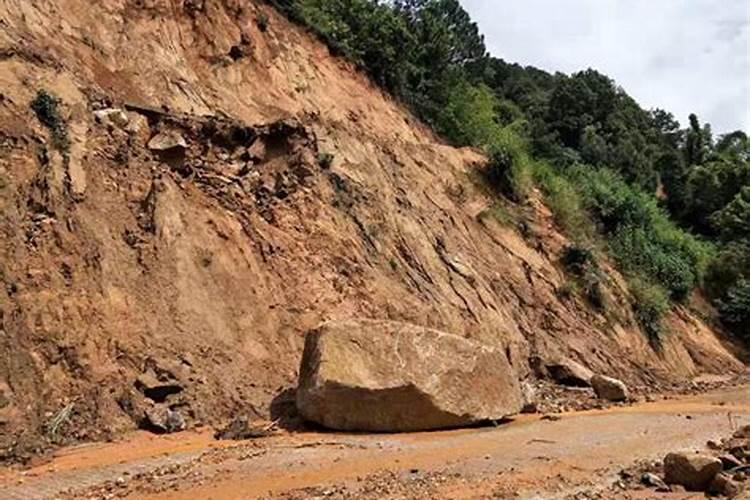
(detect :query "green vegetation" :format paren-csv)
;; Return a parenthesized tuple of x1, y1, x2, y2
(629, 276, 671, 347)
(256, 12, 270, 32)
(270, 0, 749, 342)
(318, 152, 335, 169)
(30, 90, 69, 152)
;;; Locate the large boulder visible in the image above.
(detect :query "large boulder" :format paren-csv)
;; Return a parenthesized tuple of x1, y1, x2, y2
(664, 452, 722, 491)
(296, 319, 523, 432)
(591, 374, 629, 402)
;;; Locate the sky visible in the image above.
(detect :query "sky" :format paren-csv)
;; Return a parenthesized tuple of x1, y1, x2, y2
(460, 0, 750, 135)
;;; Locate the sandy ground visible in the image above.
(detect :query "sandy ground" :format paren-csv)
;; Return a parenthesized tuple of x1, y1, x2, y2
(1, 385, 748, 500)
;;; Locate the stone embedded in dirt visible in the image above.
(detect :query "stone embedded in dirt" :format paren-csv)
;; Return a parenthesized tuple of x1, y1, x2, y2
(720, 454, 744, 470)
(214, 416, 273, 440)
(590, 374, 629, 402)
(246, 138, 266, 163)
(143, 405, 185, 434)
(545, 358, 593, 387)
(664, 452, 723, 491)
(520, 381, 538, 414)
(708, 472, 741, 497)
(296, 319, 523, 432)
(641, 472, 669, 491)
(727, 437, 750, 462)
(94, 108, 129, 128)
(148, 130, 188, 152)
(735, 425, 750, 439)
(134, 371, 183, 403)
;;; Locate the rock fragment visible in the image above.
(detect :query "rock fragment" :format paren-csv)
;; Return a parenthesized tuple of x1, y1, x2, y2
(94, 108, 129, 128)
(664, 452, 722, 491)
(591, 374, 629, 402)
(148, 130, 187, 152)
(546, 358, 593, 387)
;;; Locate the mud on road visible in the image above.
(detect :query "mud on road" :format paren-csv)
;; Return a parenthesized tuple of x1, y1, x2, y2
(1, 385, 748, 500)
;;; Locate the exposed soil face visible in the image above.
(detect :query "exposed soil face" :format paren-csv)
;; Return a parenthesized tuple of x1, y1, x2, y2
(0, 0, 746, 463)
(1, 384, 749, 499)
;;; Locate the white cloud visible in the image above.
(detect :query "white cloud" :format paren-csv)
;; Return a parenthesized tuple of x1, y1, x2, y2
(461, 0, 750, 134)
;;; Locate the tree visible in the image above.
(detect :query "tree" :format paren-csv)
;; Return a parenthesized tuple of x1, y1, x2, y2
(711, 187, 750, 240)
(684, 113, 712, 166)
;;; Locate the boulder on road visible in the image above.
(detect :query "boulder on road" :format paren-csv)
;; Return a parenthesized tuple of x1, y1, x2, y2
(296, 319, 523, 432)
(591, 374, 629, 402)
(664, 452, 722, 491)
(546, 358, 593, 387)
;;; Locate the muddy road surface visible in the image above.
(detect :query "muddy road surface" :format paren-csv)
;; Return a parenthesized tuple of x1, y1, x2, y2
(2, 386, 749, 500)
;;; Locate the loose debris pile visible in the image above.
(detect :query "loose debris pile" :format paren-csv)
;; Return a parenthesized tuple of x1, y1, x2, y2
(612, 424, 750, 498)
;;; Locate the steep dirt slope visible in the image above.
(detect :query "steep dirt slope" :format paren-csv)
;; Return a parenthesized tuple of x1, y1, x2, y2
(0, 0, 744, 460)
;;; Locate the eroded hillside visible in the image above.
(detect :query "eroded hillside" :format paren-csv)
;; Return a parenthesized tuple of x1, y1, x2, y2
(0, 0, 744, 460)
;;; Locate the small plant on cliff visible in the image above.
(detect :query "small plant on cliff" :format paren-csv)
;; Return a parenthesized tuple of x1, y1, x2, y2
(629, 277, 670, 348)
(257, 12, 270, 31)
(561, 245, 594, 276)
(30, 90, 69, 152)
(560, 245, 606, 310)
(318, 152, 334, 169)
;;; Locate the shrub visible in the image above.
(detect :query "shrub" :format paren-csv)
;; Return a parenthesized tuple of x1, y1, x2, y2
(482, 128, 533, 201)
(629, 277, 671, 347)
(317, 152, 334, 168)
(477, 203, 514, 226)
(560, 244, 605, 310)
(718, 280, 750, 336)
(530, 162, 592, 241)
(704, 240, 750, 299)
(256, 12, 270, 31)
(572, 166, 712, 301)
(561, 245, 594, 276)
(557, 280, 579, 300)
(30, 90, 69, 151)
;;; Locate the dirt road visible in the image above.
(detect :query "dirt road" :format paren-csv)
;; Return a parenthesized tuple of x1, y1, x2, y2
(2, 386, 749, 500)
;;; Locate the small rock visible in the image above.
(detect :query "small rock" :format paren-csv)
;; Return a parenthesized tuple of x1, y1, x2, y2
(94, 108, 129, 128)
(148, 130, 187, 152)
(734, 425, 750, 439)
(720, 454, 743, 470)
(707, 440, 722, 450)
(641, 472, 669, 491)
(165, 409, 186, 433)
(246, 138, 266, 163)
(591, 375, 629, 402)
(214, 416, 272, 440)
(664, 452, 722, 491)
(708, 472, 740, 497)
(520, 381, 538, 414)
(143, 405, 185, 434)
(546, 358, 593, 387)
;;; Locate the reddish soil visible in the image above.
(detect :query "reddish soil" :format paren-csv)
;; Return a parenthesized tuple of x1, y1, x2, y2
(0, 384, 748, 499)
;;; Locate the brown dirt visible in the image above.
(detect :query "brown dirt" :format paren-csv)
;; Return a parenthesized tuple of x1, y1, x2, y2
(0, 0, 746, 464)
(0, 384, 748, 499)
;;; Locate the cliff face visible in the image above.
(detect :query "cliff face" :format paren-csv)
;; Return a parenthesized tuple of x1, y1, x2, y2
(0, 0, 742, 459)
